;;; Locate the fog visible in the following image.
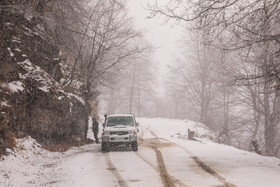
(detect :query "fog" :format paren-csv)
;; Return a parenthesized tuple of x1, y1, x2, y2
(98, 0, 280, 158)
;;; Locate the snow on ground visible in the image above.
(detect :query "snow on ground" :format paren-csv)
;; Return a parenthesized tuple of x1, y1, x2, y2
(57, 145, 115, 187)
(0, 136, 63, 186)
(138, 118, 280, 187)
(0, 118, 107, 187)
(0, 117, 280, 187)
(168, 138, 280, 187)
(138, 117, 215, 140)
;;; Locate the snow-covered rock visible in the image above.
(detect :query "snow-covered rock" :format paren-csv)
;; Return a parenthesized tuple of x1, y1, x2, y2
(0, 11, 88, 156)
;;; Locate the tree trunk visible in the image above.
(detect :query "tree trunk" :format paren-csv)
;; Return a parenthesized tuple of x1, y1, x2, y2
(108, 89, 116, 114)
(129, 62, 136, 113)
(137, 77, 141, 117)
(263, 83, 279, 156)
(223, 87, 230, 145)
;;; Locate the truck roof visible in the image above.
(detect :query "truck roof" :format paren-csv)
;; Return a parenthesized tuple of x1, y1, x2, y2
(107, 114, 135, 117)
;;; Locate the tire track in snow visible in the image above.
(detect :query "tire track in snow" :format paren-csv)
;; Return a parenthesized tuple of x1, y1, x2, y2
(152, 145, 176, 187)
(191, 156, 235, 187)
(104, 153, 129, 187)
(162, 138, 237, 187)
(146, 128, 176, 187)
(145, 128, 237, 187)
(137, 127, 186, 187)
(137, 127, 161, 171)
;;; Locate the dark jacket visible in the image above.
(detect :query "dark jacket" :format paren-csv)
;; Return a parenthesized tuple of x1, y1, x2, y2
(92, 120, 99, 131)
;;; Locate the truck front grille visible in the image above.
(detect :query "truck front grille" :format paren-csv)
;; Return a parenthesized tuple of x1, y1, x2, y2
(110, 131, 128, 135)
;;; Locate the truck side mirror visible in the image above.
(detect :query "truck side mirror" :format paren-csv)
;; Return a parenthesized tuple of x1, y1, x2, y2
(102, 123, 105, 128)
(136, 122, 139, 127)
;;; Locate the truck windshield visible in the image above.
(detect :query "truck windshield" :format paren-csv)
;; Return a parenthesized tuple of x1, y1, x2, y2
(106, 116, 134, 127)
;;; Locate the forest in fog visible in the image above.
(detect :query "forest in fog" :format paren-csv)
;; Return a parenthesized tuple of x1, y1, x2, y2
(145, 0, 280, 158)
(107, 0, 280, 158)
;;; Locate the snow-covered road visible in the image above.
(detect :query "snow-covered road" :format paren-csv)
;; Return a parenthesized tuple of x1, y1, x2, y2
(58, 119, 225, 187)
(1, 118, 280, 187)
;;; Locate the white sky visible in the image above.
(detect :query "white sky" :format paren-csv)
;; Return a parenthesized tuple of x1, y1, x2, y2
(127, 0, 183, 94)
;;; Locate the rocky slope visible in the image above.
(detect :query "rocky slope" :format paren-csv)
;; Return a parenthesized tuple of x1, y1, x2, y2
(0, 10, 88, 155)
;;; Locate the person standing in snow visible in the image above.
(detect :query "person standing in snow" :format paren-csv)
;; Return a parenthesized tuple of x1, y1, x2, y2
(102, 114, 107, 128)
(92, 118, 99, 143)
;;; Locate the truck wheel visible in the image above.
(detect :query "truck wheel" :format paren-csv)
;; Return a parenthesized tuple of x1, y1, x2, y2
(102, 143, 110, 152)
(132, 143, 138, 151)
(101, 143, 106, 152)
(106, 143, 111, 152)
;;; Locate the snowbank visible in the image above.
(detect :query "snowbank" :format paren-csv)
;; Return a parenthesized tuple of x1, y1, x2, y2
(137, 117, 216, 140)
(0, 137, 63, 186)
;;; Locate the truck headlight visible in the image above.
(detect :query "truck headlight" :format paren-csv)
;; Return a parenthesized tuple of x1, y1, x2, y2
(128, 130, 137, 135)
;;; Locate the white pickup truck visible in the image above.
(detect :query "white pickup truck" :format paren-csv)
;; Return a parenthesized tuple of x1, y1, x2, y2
(101, 114, 139, 152)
